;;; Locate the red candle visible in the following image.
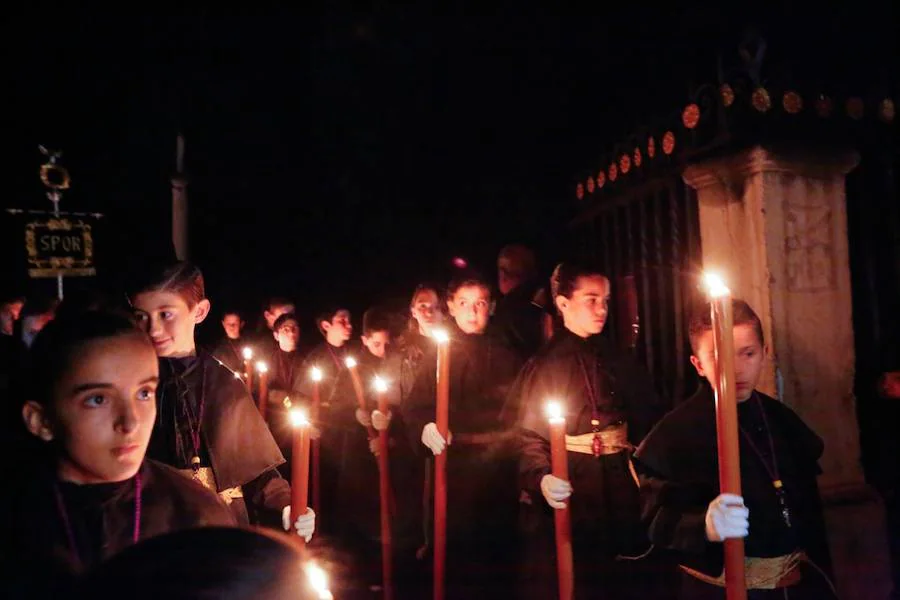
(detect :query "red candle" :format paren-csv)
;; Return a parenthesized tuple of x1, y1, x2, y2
(310, 366, 323, 514)
(242, 347, 254, 389)
(432, 328, 450, 600)
(256, 361, 269, 419)
(546, 401, 574, 600)
(705, 272, 746, 600)
(373, 375, 394, 600)
(290, 408, 311, 547)
(345, 357, 376, 439)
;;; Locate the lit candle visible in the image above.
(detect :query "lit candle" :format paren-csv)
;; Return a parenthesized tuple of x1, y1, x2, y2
(304, 561, 334, 600)
(242, 347, 254, 389)
(310, 366, 323, 514)
(256, 361, 269, 419)
(290, 408, 311, 546)
(373, 375, 394, 599)
(546, 401, 574, 600)
(432, 328, 450, 600)
(703, 272, 746, 600)
(345, 357, 376, 438)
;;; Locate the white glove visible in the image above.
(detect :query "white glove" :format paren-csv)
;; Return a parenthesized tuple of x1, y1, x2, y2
(421, 422, 450, 455)
(355, 408, 372, 428)
(705, 493, 749, 542)
(283, 506, 316, 542)
(372, 409, 392, 431)
(540, 474, 573, 509)
(369, 436, 381, 456)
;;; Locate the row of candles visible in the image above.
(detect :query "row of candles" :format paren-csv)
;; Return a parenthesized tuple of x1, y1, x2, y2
(243, 271, 740, 600)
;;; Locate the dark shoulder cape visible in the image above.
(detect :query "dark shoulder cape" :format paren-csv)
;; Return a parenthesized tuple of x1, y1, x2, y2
(633, 385, 830, 575)
(152, 353, 286, 491)
(0, 459, 235, 598)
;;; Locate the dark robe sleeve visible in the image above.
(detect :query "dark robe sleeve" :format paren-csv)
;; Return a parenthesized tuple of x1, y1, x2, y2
(515, 359, 554, 493)
(329, 368, 363, 433)
(242, 469, 292, 519)
(404, 350, 438, 455)
(632, 398, 722, 563)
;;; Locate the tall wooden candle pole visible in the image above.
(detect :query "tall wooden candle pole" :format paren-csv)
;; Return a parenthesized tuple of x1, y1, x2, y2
(242, 347, 254, 389)
(310, 366, 323, 514)
(290, 408, 311, 548)
(373, 376, 394, 600)
(432, 329, 450, 600)
(704, 272, 746, 600)
(256, 361, 269, 419)
(345, 357, 377, 439)
(546, 401, 574, 600)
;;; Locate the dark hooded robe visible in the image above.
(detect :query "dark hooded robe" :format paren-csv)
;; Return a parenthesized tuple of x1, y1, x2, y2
(633, 385, 835, 599)
(151, 353, 290, 527)
(0, 459, 235, 599)
(516, 328, 668, 600)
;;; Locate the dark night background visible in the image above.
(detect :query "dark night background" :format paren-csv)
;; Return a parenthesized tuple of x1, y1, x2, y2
(3, 5, 894, 331)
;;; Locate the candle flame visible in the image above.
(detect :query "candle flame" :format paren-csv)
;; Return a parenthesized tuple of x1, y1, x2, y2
(545, 401, 564, 421)
(242, 347, 253, 360)
(703, 272, 731, 298)
(344, 356, 357, 369)
(290, 408, 309, 427)
(304, 562, 332, 600)
(372, 375, 389, 393)
(432, 328, 450, 344)
(256, 361, 268, 374)
(310, 366, 323, 382)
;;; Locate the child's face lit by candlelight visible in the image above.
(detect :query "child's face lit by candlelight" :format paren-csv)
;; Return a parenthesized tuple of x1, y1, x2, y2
(448, 285, 490, 335)
(690, 324, 766, 402)
(22, 334, 159, 484)
(411, 290, 442, 335)
(362, 330, 390, 358)
(322, 310, 353, 344)
(274, 319, 300, 352)
(222, 314, 243, 340)
(131, 291, 210, 358)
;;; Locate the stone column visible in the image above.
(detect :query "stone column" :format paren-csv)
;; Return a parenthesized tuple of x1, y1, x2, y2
(684, 146, 891, 598)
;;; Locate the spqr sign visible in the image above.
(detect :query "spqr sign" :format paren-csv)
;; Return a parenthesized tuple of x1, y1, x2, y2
(25, 217, 96, 277)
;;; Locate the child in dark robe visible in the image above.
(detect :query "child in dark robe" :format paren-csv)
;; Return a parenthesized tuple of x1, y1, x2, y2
(294, 305, 353, 537)
(210, 308, 246, 373)
(405, 272, 523, 598)
(515, 262, 668, 600)
(128, 262, 314, 539)
(329, 307, 421, 595)
(264, 312, 307, 477)
(0, 310, 236, 599)
(633, 299, 836, 599)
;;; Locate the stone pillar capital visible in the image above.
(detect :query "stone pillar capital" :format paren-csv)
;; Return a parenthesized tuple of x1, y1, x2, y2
(683, 145, 860, 192)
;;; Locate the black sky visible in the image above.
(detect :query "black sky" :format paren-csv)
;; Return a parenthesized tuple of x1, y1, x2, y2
(3, 5, 894, 323)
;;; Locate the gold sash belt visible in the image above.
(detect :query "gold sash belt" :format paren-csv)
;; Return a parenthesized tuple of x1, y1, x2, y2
(179, 467, 244, 505)
(679, 551, 805, 590)
(564, 423, 630, 456)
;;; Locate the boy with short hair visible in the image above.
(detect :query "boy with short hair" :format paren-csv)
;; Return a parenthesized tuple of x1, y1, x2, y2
(128, 262, 314, 541)
(633, 299, 834, 599)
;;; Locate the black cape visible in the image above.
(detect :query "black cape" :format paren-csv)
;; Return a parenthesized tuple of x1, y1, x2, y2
(0, 459, 235, 599)
(151, 353, 289, 524)
(633, 385, 832, 579)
